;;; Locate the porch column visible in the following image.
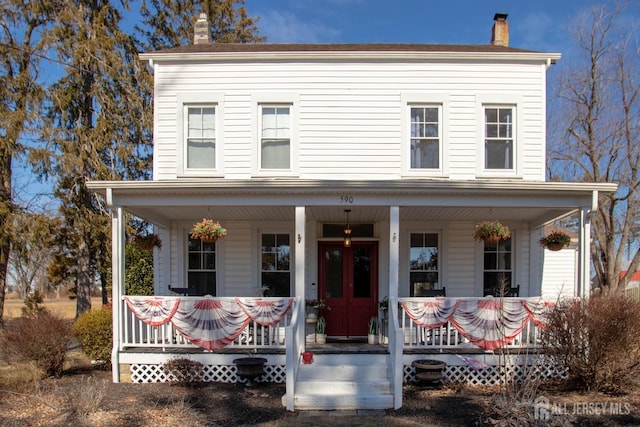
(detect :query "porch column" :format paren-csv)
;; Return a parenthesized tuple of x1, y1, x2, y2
(389, 206, 400, 300)
(110, 203, 125, 382)
(578, 206, 592, 299)
(295, 206, 306, 342)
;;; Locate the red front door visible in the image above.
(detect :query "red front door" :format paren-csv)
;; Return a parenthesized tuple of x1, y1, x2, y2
(318, 242, 378, 337)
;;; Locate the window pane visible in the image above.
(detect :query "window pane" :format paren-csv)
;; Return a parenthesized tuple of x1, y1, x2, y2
(262, 253, 276, 271)
(410, 107, 440, 170)
(485, 108, 497, 122)
(353, 247, 371, 298)
(261, 139, 290, 169)
(411, 139, 439, 169)
(485, 140, 512, 169)
(262, 234, 276, 251)
(188, 236, 216, 296)
(188, 253, 201, 270)
(188, 272, 216, 296)
(262, 272, 290, 297)
(325, 248, 343, 298)
(187, 139, 216, 168)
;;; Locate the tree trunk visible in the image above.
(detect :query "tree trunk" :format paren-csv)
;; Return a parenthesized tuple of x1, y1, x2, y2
(0, 151, 12, 325)
(75, 237, 92, 317)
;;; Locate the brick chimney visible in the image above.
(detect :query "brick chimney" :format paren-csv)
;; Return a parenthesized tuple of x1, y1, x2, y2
(193, 13, 211, 45)
(490, 13, 509, 47)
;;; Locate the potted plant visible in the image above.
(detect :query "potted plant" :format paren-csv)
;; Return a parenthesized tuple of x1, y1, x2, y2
(368, 316, 378, 345)
(190, 218, 227, 242)
(132, 233, 162, 250)
(315, 316, 326, 344)
(539, 230, 571, 251)
(305, 299, 330, 320)
(472, 220, 511, 244)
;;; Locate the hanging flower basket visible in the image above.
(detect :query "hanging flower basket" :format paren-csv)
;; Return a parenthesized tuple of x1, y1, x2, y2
(132, 233, 162, 250)
(472, 221, 511, 244)
(539, 230, 571, 251)
(190, 219, 227, 242)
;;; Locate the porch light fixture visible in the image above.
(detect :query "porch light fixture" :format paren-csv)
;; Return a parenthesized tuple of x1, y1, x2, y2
(344, 209, 352, 247)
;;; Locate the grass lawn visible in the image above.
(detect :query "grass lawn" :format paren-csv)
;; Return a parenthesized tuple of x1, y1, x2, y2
(3, 296, 104, 320)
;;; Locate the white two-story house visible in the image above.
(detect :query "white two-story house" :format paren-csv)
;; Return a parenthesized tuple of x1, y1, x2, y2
(88, 14, 616, 410)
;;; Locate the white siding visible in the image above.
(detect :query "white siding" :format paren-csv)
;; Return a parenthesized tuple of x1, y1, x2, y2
(446, 223, 477, 297)
(219, 222, 254, 296)
(541, 248, 577, 301)
(152, 60, 547, 181)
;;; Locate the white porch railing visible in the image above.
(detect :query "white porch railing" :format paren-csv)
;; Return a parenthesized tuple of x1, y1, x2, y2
(397, 297, 545, 350)
(119, 296, 294, 351)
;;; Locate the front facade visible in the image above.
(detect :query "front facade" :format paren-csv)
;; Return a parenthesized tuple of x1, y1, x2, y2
(88, 15, 616, 410)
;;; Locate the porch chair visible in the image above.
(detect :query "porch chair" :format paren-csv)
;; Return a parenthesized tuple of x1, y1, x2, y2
(418, 287, 446, 297)
(494, 285, 519, 297)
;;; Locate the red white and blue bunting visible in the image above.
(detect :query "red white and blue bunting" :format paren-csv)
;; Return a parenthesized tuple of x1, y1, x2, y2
(124, 296, 294, 350)
(400, 297, 554, 350)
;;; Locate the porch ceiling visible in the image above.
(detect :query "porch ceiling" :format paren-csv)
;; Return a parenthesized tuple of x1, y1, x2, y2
(125, 205, 575, 226)
(88, 178, 617, 229)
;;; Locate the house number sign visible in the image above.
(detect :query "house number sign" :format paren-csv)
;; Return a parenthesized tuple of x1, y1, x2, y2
(339, 195, 354, 204)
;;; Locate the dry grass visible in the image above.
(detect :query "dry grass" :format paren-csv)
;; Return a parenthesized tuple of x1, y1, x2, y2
(3, 296, 104, 320)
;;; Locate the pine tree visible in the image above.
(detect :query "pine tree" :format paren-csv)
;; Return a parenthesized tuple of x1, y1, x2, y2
(137, 0, 264, 50)
(33, 0, 153, 316)
(0, 1, 60, 324)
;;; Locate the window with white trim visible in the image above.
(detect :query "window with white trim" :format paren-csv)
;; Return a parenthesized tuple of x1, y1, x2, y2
(483, 238, 512, 296)
(261, 233, 291, 296)
(409, 233, 440, 296)
(260, 105, 290, 170)
(484, 106, 514, 169)
(410, 106, 441, 169)
(187, 237, 217, 295)
(185, 105, 216, 170)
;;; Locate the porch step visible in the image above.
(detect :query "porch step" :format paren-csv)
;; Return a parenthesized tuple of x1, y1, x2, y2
(284, 354, 394, 410)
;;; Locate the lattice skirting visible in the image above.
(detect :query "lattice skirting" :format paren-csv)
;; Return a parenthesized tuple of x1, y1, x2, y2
(403, 363, 566, 386)
(130, 363, 287, 384)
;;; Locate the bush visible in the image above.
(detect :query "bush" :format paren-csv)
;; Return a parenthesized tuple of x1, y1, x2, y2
(74, 308, 113, 366)
(125, 243, 154, 295)
(163, 358, 205, 386)
(22, 291, 47, 316)
(1, 311, 74, 378)
(541, 294, 640, 392)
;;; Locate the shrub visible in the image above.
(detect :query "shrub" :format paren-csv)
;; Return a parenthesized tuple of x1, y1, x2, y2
(541, 294, 640, 392)
(1, 311, 74, 378)
(125, 243, 154, 295)
(22, 290, 47, 316)
(163, 357, 205, 386)
(74, 308, 113, 366)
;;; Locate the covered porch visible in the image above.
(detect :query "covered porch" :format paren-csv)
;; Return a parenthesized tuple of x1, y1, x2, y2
(88, 178, 616, 410)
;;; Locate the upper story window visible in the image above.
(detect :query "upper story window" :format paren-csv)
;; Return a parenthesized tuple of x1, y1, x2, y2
(187, 236, 217, 296)
(185, 105, 216, 170)
(261, 233, 291, 296)
(410, 106, 441, 169)
(484, 106, 514, 170)
(409, 233, 440, 296)
(260, 105, 291, 170)
(483, 238, 512, 296)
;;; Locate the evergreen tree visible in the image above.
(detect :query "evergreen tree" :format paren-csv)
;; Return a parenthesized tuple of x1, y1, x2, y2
(137, 0, 264, 51)
(32, 0, 152, 316)
(0, 1, 60, 324)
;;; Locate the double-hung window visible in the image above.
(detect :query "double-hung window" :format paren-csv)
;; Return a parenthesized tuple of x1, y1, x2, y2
(410, 106, 441, 169)
(483, 238, 512, 296)
(187, 237, 217, 296)
(185, 105, 216, 170)
(260, 105, 291, 170)
(484, 106, 514, 170)
(261, 233, 291, 296)
(409, 233, 440, 296)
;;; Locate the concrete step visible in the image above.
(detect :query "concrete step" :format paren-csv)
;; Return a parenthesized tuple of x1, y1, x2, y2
(286, 354, 394, 410)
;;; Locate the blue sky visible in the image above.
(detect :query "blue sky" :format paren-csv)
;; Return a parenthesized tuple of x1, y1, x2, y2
(248, 0, 621, 54)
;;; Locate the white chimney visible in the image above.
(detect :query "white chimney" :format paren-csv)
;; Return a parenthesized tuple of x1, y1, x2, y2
(193, 13, 211, 45)
(491, 13, 509, 47)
